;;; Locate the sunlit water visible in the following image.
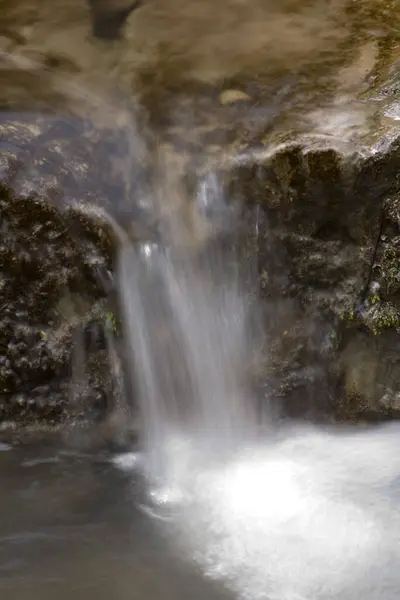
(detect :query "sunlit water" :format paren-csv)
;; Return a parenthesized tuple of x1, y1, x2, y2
(117, 171, 259, 483)
(1, 4, 400, 596)
(113, 166, 400, 600)
(0, 422, 399, 600)
(136, 423, 400, 600)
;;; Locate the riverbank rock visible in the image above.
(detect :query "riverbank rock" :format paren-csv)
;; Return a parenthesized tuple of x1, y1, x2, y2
(0, 107, 124, 425)
(226, 45, 400, 421)
(2, 0, 400, 426)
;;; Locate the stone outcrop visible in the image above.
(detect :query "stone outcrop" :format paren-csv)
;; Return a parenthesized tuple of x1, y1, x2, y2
(228, 136, 400, 420)
(1, 0, 400, 426)
(0, 109, 124, 425)
(225, 44, 400, 420)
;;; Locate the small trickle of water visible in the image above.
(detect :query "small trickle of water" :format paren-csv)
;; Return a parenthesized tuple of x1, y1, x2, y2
(117, 172, 258, 483)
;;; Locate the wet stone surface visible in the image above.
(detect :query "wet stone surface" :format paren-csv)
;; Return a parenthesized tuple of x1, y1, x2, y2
(0, 111, 120, 423)
(0, 0, 400, 424)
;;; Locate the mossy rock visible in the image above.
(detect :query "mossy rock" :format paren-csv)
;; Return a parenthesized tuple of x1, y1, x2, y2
(0, 108, 128, 425)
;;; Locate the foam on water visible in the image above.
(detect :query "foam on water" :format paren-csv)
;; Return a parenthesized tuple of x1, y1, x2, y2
(114, 158, 400, 600)
(116, 423, 400, 600)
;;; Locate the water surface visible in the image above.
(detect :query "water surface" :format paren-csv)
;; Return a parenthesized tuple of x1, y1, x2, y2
(1, 423, 400, 600)
(0, 434, 231, 600)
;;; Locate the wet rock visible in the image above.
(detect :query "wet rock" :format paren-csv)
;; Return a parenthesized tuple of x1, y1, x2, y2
(227, 83, 400, 420)
(0, 106, 129, 425)
(0, 35, 156, 430)
(87, 0, 142, 40)
(2, 0, 400, 428)
(219, 89, 251, 106)
(338, 330, 400, 419)
(0, 181, 115, 423)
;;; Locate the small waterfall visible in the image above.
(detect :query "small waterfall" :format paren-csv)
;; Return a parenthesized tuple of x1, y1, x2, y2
(117, 171, 258, 482)
(106, 121, 400, 600)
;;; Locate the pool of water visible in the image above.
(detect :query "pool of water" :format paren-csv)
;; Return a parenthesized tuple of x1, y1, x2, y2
(0, 431, 230, 600)
(1, 423, 400, 600)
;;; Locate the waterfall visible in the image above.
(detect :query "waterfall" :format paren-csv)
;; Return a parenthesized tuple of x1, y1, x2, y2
(117, 170, 259, 482)
(113, 147, 400, 600)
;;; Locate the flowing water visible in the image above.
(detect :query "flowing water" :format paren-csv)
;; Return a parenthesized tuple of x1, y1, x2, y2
(1, 87, 400, 600)
(1, 1, 400, 599)
(117, 169, 259, 483)
(111, 167, 400, 600)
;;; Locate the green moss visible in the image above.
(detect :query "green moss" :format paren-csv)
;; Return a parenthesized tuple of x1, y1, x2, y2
(340, 294, 400, 336)
(370, 302, 399, 335)
(370, 293, 380, 305)
(105, 312, 120, 336)
(340, 307, 360, 324)
(378, 245, 400, 295)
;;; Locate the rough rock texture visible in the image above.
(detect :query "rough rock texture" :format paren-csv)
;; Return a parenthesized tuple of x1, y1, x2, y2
(1, 0, 400, 426)
(0, 184, 117, 423)
(0, 109, 127, 425)
(228, 92, 400, 420)
(228, 140, 396, 419)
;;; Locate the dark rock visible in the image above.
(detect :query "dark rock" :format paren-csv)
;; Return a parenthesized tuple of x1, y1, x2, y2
(2, 0, 400, 429)
(87, 0, 142, 40)
(0, 109, 128, 426)
(229, 136, 400, 421)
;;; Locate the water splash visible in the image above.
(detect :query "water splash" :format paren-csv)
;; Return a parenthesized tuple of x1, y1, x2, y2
(113, 146, 400, 600)
(165, 423, 400, 600)
(117, 171, 259, 483)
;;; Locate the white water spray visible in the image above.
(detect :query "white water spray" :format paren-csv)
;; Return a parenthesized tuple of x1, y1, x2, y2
(117, 170, 258, 483)
(114, 149, 400, 600)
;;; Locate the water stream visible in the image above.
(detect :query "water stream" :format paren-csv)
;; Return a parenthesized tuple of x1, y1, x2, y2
(1, 118, 400, 600)
(117, 169, 259, 484)
(112, 163, 400, 600)
(1, 1, 400, 597)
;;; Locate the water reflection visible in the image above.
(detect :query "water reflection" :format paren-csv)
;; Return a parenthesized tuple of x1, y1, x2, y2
(7, 426, 400, 600)
(0, 436, 230, 600)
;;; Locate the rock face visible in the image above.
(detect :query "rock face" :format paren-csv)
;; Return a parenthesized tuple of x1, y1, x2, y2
(0, 108, 129, 425)
(1, 0, 400, 426)
(225, 45, 400, 420)
(229, 137, 400, 420)
(0, 180, 108, 422)
(87, 0, 141, 40)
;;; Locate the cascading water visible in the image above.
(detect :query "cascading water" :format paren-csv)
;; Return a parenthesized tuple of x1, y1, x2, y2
(117, 170, 259, 483)
(114, 145, 400, 600)
(2, 21, 400, 600)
